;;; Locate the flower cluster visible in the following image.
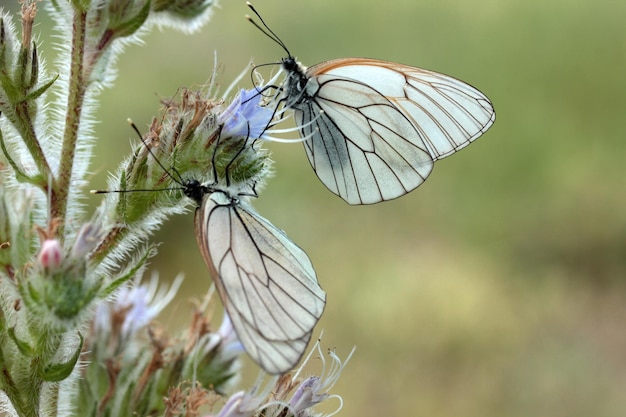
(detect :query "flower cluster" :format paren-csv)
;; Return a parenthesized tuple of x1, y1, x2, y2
(0, 2, 350, 417)
(210, 339, 354, 417)
(79, 276, 240, 416)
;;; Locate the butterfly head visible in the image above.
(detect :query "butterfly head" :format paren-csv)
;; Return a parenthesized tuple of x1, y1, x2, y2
(280, 56, 298, 72)
(246, 2, 308, 93)
(182, 179, 209, 206)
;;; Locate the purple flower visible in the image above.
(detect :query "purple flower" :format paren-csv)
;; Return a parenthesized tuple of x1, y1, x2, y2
(212, 391, 258, 417)
(70, 222, 101, 259)
(218, 89, 274, 140)
(95, 274, 183, 340)
(217, 313, 245, 355)
(287, 338, 356, 416)
(203, 337, 354, 417)
(289, 376, 323, 413)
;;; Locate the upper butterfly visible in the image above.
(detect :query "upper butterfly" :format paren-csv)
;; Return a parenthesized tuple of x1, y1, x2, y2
(247, 2, 495, 205)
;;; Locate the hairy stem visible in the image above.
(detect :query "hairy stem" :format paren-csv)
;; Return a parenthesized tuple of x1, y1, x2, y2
(54, 9, 87, 240)
(0, 350, 27, 416)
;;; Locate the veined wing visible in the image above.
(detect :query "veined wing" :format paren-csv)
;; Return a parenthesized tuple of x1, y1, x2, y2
(292, 58, 494, 205)
(309, 58, 496, 159)
(194, 191, 326, 374)
(295, 73, 434, 205)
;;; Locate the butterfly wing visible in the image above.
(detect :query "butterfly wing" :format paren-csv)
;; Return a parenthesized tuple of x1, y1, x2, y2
(290, 58, 495, 205)
(312, 58, 496, 159)
(295, 75, 434, 205)
(194, 191, 326, 374)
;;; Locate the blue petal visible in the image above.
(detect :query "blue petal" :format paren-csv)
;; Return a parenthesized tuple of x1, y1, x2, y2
(219, 89, 274, 139)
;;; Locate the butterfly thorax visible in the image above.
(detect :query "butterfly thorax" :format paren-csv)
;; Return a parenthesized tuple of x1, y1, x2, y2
(281, 57, 309, 108)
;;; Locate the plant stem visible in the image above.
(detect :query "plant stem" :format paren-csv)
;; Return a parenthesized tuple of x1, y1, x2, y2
(54, 9, 87, 241)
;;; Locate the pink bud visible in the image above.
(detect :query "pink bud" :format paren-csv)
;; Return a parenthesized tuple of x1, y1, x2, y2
(38, 239, 64, 270)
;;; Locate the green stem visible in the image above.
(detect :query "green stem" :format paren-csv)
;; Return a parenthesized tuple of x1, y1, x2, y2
(54, 9, 88, 241)
(45, 381, 60, 417)
(22, 361, 42, 417)
(0, 351, 28, 416)
(0, 357, 41, 417)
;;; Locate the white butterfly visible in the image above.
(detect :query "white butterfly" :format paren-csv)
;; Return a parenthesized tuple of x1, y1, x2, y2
(96, 118, 326, 375)
(248, 4, 496, 205)
(192, 187, 326, 374)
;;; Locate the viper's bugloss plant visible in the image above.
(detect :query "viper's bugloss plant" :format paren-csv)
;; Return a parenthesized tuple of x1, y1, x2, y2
(0, 2, 350, 416)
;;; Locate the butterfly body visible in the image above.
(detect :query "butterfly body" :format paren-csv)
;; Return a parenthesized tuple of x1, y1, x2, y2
(280, 57, 309, 107)
(181, 179, 211, 205)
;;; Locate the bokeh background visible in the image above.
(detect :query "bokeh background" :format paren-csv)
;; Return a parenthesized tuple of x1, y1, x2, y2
(34, 0, 626, 415)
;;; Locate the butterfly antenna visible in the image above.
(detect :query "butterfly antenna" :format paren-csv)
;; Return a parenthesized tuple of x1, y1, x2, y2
(246, 2, 292, 57)
(128, 119, 184, 186)
(91, 186, 184, 195)
(91, 120, 193, 195)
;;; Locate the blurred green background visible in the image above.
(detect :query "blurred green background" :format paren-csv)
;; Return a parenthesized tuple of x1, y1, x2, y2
(40, 0, 626, 415)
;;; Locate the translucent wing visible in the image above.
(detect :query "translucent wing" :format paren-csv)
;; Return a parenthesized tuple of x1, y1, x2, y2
(288, 58, 495, 205)
(194, 191, 326, 374)
(295, 77, 434, 205)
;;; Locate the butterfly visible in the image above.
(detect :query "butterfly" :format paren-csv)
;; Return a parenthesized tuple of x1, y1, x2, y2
(247, 3, 496, 205)
(192, 186, 326, 374)
(94, 121, 326, 374)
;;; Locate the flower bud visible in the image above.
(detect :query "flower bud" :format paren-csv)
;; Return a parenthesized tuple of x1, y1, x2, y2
(37, 239, 64, 271)
(71, 223, 101, 259)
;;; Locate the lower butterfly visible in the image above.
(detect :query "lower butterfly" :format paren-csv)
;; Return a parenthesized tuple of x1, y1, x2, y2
(94, 122, 326, 375)
(193, 188, 326, 374)
(248, 3, 496, 205)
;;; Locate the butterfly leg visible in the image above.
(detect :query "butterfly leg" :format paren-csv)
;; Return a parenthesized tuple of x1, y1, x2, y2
(223, 122, 252, 188)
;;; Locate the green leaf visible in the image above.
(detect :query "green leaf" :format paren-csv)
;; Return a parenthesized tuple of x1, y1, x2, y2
(41, 333, 84, 382)
(7, 327, 36, 357)
(23, 74, 58, 102)
(100, 246, 155, 297)
(111, 0, 152, 38)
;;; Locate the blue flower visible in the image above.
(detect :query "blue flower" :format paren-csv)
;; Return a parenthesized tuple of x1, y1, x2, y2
(217, 312, 245, 355)
(218, 89, 274, 140)
(286, 340, 356, 415)
(94, 275, 183, 341)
